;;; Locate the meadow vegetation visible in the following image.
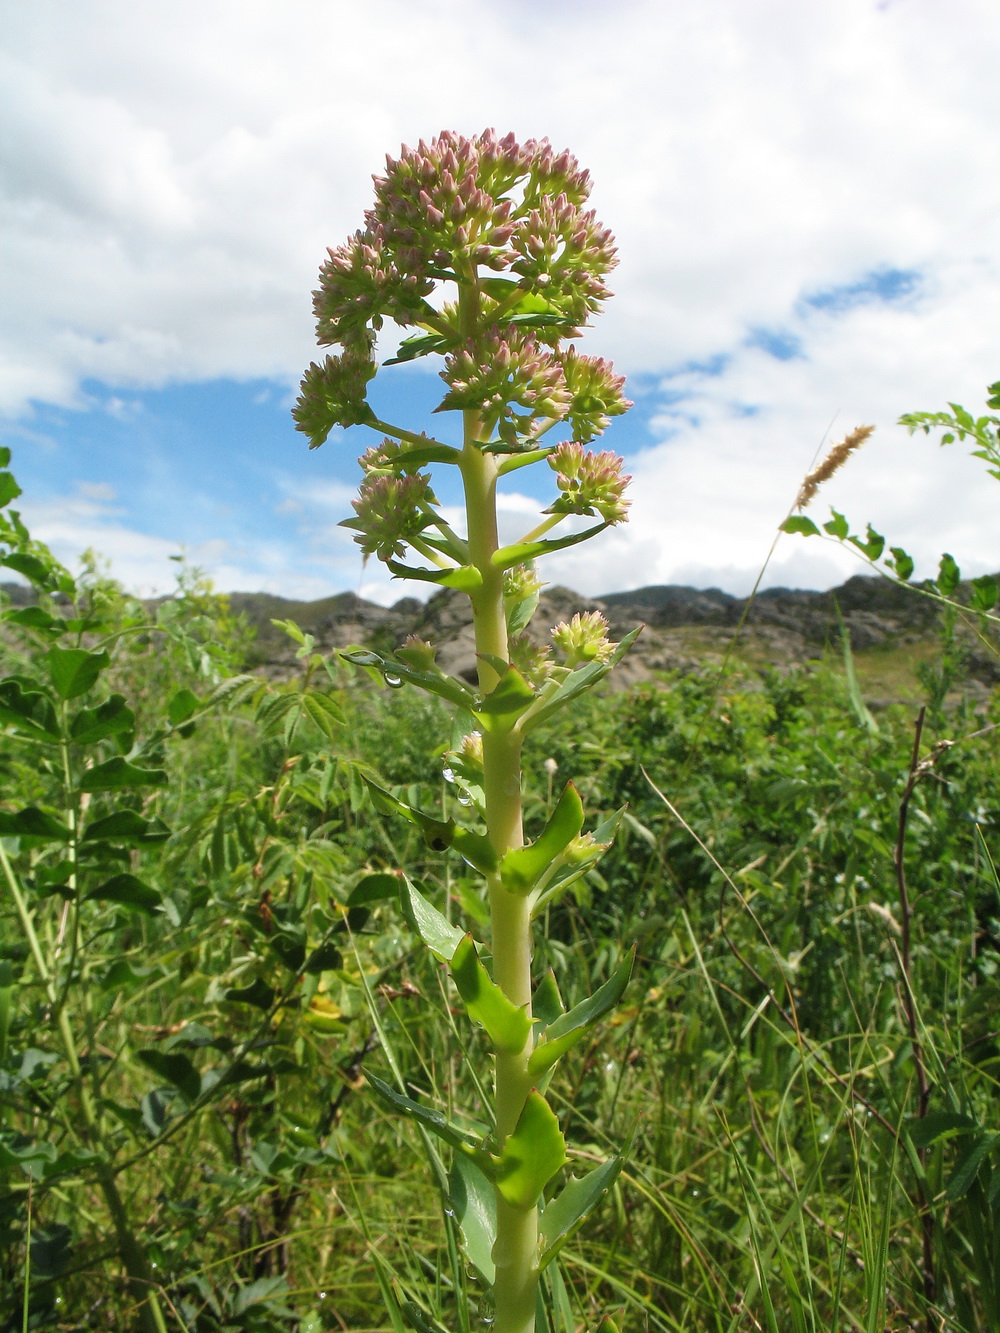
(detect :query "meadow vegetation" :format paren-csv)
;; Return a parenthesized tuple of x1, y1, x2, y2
(1, 432, 999, 1330)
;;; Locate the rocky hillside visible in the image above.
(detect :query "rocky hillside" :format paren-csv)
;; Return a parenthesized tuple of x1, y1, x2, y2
(4, 573, 995, 702)
(232, 574, 999, 703)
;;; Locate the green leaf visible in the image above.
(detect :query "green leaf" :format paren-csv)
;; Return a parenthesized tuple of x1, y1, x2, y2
(473, 665, 536, 734)
(46, 646, 110, 700)
(398, 877, 464, 962)
(0, 471, 20, 508)
(907, 1110, 977, 1149)
(339, 647, 475, 710)
(528, 948, 635, 1077)
(137, 1049, 201, 1103)
(887, 546, 914, 581)
(2, 552, 51, 585)
(85, 874, 162, 915)
(449, 1154, 496, 1284)
(823, 510, 849, 540)
(495, 1091, 567, 1209)
(303, 941, 341, 973)
(366, 1073, 485, 1156)
(3, 606, 62, 632)
(450, 934, 532, 1054)
(0, 678, 61, 741)
(0, 447, 10, 466)
(779, 515, 820, 537)
(492, 523, 606, 573)
(70, 694, 135, 744)
(936, 552, 960, 596)
(348, 872, 401, 906)
(385, 560, 484, 593)
(364, 778, 456, 851)
(451, 827, 499, 874)
(521, 628, 641, 733)
(81, 811, 171, 845)
(225, 978, 276, 1009)
(532, 806, 625, 914)
(849, 524, 885, 562)
(167, 688, 199, 725)
(539, 1156, 623, 1269)
(301, 690, 344, 739)
(0, 807, 71, 842)
(971, 574, 998, 613)
(383, 331, 456, 365)
(500, 783, 584, 895)
(78, 757, 168, 791)
(533, 971, 565, 1028)
(945, 1133, 1000, 1201)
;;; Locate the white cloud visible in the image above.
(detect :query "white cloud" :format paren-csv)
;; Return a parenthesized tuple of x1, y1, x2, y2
(2, 0, 999, 594)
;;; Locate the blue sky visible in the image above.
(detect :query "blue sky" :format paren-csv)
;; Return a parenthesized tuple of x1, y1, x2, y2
(2, 0, 999, 602)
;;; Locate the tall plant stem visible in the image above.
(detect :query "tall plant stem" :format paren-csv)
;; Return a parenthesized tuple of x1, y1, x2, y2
(0, 844, 168, 1333)
(460, 403, 538, 1333)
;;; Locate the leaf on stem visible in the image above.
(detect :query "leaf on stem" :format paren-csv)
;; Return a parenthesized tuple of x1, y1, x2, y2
(45, 647, 110, 700)
(520, 628, 641, 733)
(492, 523, 606, 574)
(936, 552, 960, 596)
(364, 777, 456, 851)
(78, 757, 168, 792)
(0, 807, 70, 843)
(398, 876, 465, 962)
(449, 1153, 497, 1284)
(450, 934, 532, 1054)
(81, 811, 171, 845)
(494, 1091, 567, 1210)
(137, 1049, 202, 1104)
(367, 1073, 490, 1167)
(473, 665, 536, 734)
(527, 948, 635, 1077)
(85, 874, 162, 915)
(500, 782, 584, 896)
(532, 970, 565, 1028)
(386, 559, 483, 593)
(0, 678, 61, 742)
(70, 694, 135, 744)
(539, 1156, 623, 1269)
(340, 647, 476, 710)
(531, 805, 626, 915)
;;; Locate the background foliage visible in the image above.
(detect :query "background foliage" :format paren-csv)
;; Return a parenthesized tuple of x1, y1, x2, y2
(2, 437, 999, 1331)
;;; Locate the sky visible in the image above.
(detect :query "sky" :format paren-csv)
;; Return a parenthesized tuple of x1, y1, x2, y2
(2, 0, 999, 605)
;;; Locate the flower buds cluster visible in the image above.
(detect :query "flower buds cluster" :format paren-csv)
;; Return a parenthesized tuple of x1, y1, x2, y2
(552, 611, 616, 666)
(440, 330, 572, 444)
(561, 348, 632, 442)
(342, 473, 435, 562)
(547, 443, 631, 525)
(294, 130, 623, 452)
(294, 350, 377, 447)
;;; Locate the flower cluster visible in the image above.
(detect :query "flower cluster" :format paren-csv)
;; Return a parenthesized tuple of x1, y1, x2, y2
(314, 231, 434, 351)
(508, 633, 554, 687)
(439, 329, 571, 444)
(293, 351, 377, 447)
(509, 195, 617, 330)
(342, 473, 435, 562)
(551, 611, 616, 666)
(561, 347, 633, 442)
(547, 443, 631, 524)
(358, 437, 430, 475)
(295, 130, 623, 450)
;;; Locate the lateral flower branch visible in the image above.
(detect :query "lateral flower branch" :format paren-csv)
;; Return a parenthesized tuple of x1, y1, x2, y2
(294, 130, 636, 1333)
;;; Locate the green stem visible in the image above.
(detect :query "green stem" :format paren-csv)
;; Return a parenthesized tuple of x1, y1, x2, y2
(0, 844, 168, 1333)
(457, 269, 539, 1327)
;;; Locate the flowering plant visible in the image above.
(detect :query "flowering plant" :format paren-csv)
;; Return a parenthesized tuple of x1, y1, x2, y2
(295, 130, 635, 1333)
